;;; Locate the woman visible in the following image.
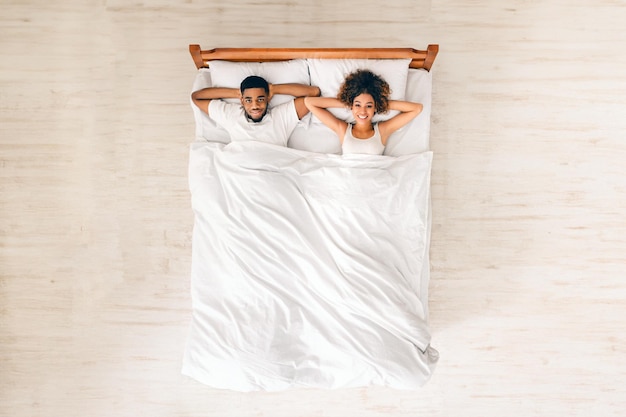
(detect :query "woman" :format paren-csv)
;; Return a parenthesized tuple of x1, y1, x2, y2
(304, 69, 423, 155)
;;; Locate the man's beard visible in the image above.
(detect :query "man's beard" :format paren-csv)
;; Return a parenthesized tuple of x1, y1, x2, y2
(246, 109, 267, 123)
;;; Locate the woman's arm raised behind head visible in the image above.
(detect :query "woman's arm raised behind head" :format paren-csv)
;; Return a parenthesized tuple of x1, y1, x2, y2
(304, 97, 349, 141)
(378, 100, 423, 145)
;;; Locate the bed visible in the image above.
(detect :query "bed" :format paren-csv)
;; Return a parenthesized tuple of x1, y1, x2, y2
(183, 44, 440, 391)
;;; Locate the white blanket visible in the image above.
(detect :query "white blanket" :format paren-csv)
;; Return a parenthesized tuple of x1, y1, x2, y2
(182, 141, 438, 391)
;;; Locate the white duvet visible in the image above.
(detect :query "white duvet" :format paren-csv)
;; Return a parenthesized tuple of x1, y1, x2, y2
(182, 141, 438, 391)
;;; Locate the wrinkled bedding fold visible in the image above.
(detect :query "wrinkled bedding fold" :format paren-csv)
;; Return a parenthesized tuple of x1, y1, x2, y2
(183, 141, 437, 391)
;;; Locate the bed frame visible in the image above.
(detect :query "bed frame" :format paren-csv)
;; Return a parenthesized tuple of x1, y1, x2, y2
(189, 44, 439, 71)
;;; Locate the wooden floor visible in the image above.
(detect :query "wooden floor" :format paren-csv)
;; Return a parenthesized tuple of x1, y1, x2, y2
(2, 1, 625, 416)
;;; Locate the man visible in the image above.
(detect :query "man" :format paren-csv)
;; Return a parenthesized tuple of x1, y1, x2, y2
(191, 75, 320, 147)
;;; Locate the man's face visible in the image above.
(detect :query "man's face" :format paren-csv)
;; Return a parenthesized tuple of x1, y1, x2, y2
(240, 87, 269, 122)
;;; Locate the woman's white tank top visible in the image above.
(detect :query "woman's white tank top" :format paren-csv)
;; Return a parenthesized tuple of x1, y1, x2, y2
(341, 123, 385, 155)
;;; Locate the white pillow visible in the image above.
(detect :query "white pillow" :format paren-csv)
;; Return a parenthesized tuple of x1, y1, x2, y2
(190, 68, 230, 143)
(383, 68, 432, 156)
(307, 58, 411, 124)
(288, 123, 342, 154)
(291, 68, 434, 156)
(208, 59, 311, 107)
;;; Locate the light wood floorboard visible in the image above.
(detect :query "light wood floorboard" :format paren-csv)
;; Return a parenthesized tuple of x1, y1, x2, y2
(1, 1, 625, 416)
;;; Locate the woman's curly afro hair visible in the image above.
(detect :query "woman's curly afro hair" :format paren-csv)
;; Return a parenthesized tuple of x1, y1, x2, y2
(337, 69, 391, 114)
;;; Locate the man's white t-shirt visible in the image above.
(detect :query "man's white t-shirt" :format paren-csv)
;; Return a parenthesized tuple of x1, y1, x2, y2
(208, 100, 299, 147)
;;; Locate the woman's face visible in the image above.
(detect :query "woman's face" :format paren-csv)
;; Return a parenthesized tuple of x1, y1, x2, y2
(351, 93, 376, 125)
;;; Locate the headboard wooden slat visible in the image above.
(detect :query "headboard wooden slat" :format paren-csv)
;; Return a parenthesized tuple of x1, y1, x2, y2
(189, 44, 439, 71)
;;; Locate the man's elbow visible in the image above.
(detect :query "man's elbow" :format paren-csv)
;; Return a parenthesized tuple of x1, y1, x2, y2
(191, 96, 200, 110)
(190, 93, 209, 114)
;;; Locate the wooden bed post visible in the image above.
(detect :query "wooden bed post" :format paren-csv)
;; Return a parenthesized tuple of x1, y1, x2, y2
(423, 45, 439, 72)
(189, 44, 204, 70)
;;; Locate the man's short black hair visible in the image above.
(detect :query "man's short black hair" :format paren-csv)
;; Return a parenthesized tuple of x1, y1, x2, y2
(240, 75, 270, 94)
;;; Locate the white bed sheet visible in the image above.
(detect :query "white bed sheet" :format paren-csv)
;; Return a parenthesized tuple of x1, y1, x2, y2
(182, 141, 438, 391)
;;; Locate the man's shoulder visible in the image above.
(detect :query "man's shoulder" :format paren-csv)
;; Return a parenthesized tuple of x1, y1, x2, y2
(210, 100, 244, 118)
(267, 100, 296, 118)
(210, 99, 241, 111)
(271, 100, 296, 110)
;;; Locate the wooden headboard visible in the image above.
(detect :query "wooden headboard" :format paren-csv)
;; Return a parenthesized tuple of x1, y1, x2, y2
(189, 44, 439, 72)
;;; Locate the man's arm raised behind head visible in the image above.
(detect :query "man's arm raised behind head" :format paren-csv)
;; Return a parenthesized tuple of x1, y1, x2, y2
(270, 84, 321, 120)
(270, 84, 320, 100)
(191, 87, 241, 115)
